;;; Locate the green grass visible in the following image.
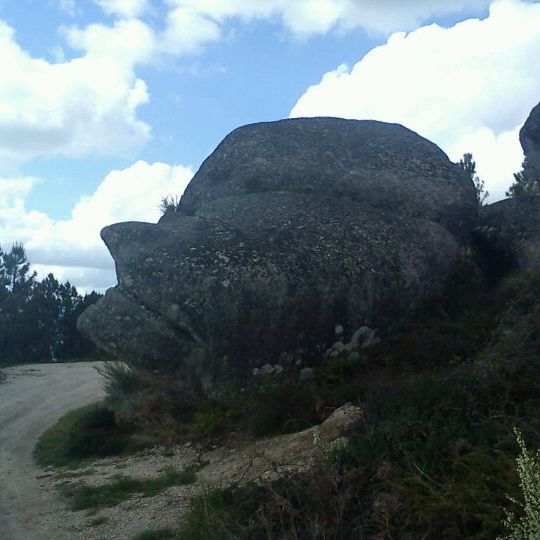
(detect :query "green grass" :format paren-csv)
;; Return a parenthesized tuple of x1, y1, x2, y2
(34, 402, 134, 468)
(177, 487, 264, 540)
(63, 466, 197, 511)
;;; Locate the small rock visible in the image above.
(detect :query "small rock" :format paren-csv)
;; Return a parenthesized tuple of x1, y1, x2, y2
(259, 363, 275, 375)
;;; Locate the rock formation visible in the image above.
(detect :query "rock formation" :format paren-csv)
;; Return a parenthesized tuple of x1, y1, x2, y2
(520, 100, 540, 175)
(477, 197, 540, 274)
(78, 118, 476, 396)
(475, 101, 540, 274)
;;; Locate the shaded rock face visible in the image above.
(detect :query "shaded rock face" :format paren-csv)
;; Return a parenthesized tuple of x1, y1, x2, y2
(78, 118, 476, 396)
(520, 101, 540, 175)
(475, 101, 540, 277)
(477, 193, 540, 275)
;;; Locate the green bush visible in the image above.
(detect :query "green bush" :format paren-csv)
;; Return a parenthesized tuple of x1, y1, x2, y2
(34, 402, 134, 467)
(178, 486, 265, 540)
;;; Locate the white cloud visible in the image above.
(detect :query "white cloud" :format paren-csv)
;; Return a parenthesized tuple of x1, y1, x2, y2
(0, 161, 194, 291)
(0, 177, 37, 208)
(166, 0, 491, 37)
(32, 265, 115, 294)
(93, 0, 148, 18)
(65, 18, 155, 64)
(290, 0, 540, 201)
(1, 0, 497, 166)
(0, 20, 150, 162)
(161, 6, 221, 55)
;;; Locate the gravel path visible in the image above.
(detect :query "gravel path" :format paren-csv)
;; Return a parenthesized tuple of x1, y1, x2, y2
(0, 362, 105, 540)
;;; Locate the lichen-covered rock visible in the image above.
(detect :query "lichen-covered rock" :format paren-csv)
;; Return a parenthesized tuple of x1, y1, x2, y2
(520, 101, 540, 175)
(78, 118, 476, 396)
(179, 118, 475, 240)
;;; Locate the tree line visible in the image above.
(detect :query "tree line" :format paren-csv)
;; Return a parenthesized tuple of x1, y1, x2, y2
(459, 153, 539, 206)
(0, 244, 102, 365)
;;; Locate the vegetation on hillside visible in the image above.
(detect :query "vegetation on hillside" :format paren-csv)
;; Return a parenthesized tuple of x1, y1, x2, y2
(32, 156, 540, 537)
(33, 261, 540, 538)
(60, 254, 538, 539)
(0, 243, 101, 365)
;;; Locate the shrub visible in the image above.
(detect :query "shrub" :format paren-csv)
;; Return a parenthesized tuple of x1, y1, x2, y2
(178, 487, 261, 540)
(506, 158, 540, 198)
(34, 402, 133, 467)
(499, 430, 540, 539)
(96, 361, 145, 399)
(159, 195, 181, 215)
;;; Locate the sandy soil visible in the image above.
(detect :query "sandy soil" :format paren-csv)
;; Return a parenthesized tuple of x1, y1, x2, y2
(0, 362, 106, 540)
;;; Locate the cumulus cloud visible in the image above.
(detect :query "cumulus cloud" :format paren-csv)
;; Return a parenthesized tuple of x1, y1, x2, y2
(65, 18, 155, 64)
(161, 6, 221, 55)
(0, 0, 497, 165)
(290, 0, 540, 201)
(0, 20, 150, 163)
(166, 0, 491, 37)
(0, 161, 194, 291)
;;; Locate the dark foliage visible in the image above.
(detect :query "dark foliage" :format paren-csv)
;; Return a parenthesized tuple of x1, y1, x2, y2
(506, 158, 540, 198)
(177, 266, 540, 539)
(459, 152, 489, 207)
(0, 243, 101, 365)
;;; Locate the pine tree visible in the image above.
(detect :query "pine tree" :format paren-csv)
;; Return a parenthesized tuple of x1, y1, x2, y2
(506, 159, 540, 198)
(0, 244, 102, 365)
(459, 153, 489, 207)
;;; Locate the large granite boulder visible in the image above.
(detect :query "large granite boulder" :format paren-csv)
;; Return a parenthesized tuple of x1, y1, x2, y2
(520, 101, 540, 175)
(78, 118, 476, 396)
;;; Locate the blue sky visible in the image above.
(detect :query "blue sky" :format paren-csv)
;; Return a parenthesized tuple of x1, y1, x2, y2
(0, 0, 539, 292)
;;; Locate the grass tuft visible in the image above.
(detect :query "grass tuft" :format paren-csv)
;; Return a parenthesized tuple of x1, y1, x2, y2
(34, 402, 134, 468)
(63, 466, 196, 511)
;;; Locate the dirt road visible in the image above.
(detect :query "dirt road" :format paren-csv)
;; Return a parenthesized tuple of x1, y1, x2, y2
(0, 362, 105, 540)
(0, 364, 360, 540)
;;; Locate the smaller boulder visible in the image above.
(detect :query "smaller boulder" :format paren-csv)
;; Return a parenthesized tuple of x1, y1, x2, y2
(476, 197, 540, 272)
